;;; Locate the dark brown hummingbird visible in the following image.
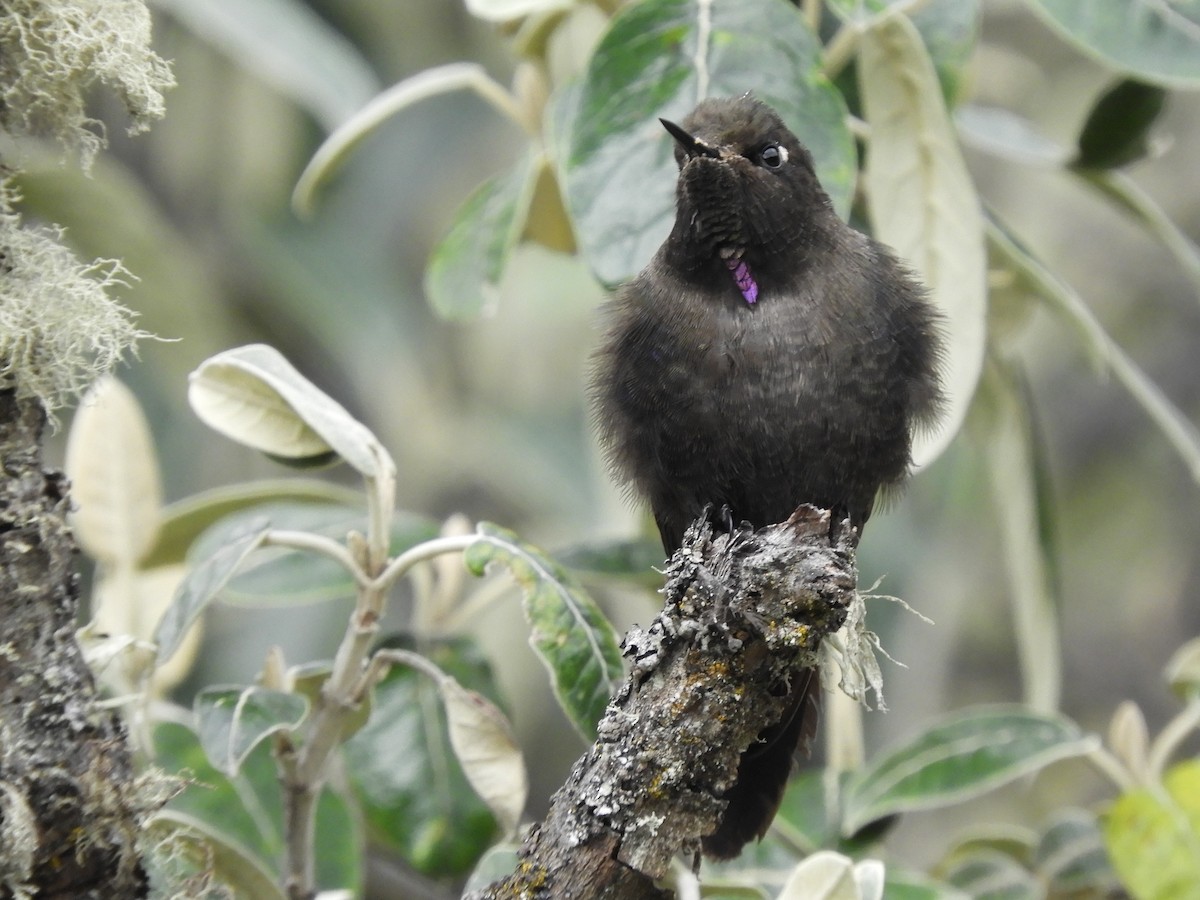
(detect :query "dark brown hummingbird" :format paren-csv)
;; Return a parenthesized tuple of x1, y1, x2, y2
(590, 95, 944, 858)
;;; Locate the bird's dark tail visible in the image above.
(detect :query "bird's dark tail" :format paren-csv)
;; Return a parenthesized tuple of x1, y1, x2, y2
(701, 668, 821, 859)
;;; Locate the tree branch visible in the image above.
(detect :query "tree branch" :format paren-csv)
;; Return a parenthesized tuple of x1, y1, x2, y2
(469, 505, 859, 898)
(0, 389, 154, 898)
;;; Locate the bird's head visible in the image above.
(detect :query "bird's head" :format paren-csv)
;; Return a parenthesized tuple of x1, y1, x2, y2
(660, 96, 833, 277)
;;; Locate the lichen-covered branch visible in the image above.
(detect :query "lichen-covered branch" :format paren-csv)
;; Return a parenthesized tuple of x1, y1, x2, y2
(0, 390, 160, 899)
(469, 505, 858, 899)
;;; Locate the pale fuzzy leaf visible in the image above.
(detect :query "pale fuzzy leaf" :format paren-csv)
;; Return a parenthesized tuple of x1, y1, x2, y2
(465, 0, 572, 21)
(778, 851, 862, 900)
(154, 0, 379, 130)
(853, 860, 886, 900)
(188, 344, 394, 479)
(842, 706, 1098, 834)
(1165, 638, 1200, 700)
(1108, 701, 1150, 784)
(440, 675, 529, 835)
(93, 563, 199, 693)
(292, 63, 523, 216)
(76, 624, 160, 705)
(66, 376, 162, 566)
(189, 351, 331, 459)
(860, 13, 987, 467)
(1026, 0, 1200, 88)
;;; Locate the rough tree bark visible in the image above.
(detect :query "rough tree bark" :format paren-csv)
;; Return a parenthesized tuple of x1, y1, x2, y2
(470, 505, 859, 899)
(0, 389, 149, 899)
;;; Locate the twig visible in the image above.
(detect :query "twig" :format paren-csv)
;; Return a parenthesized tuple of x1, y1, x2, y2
(467, 506, 858, 898)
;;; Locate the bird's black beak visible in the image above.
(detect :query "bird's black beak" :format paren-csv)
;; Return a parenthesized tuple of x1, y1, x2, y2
(660, 118, 720, 159)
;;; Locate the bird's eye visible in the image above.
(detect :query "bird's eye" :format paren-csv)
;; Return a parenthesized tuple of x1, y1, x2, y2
(760, 144, 787, 168)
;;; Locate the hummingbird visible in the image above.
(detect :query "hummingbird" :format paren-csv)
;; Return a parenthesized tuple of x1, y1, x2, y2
(590, 95, 944, 858)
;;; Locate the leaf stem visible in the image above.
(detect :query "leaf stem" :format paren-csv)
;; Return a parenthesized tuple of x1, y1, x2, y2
(1076, 168, 1200, 303)
(1148, 698, 1200, 780)
(264, 530, 371, 588)
(1086, 744, 1135, 792)
(802, 0, 822, 34)
(365, 463, 395, 577)
(372, 534, 478, 595)
(821, 0, 936, 79)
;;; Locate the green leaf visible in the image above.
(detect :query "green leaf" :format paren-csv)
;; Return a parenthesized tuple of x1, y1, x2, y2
(1026, 0, 1200, 88)
(188, 344, 394, 479)
(882, 870, 970, 900)
(942, 849, 1038, 900)
(1074, 79, 1167, 170)
(343, 637, 502, 877)
(462, 844, 522, 893)
(152, 722, 361, 893)
(1034, 808, 1116, 893)
(194, 685, 309, 776)
(972, 360, 1062, 712)
(986, 213, 1200, 487)
(154, 516, 270, 662)
(841, 705, 1097, 834)
(143, 810, 286, 900)
(65, 376, 162, 567)
(1104, 760, 1200, 900)
(564, 0, 854, 286)
(153, 0, 379, 130)
(140, 479, 361, 571)
(946, 826, 1037, 867)
(556, 536, 666, 588)
(955, 105, 1070, 167)
(313, 788, 364, 896)
(424, 154, 538, 320)
(153, 721, 282, 870)
(187, 503, 438, 606)
(773, 769, 836, 854)
(859, 11, 987, 469)
(465, 522, 623, 740)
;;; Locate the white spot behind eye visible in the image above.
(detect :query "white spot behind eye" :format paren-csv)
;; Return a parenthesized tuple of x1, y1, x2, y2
(778, 146, 789, 164)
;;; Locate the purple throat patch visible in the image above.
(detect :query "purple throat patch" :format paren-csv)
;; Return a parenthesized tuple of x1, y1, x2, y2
(724, 256, 758, 305)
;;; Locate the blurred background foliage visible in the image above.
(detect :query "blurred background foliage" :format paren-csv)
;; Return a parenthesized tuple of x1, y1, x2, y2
(17, 0, 1200, 893)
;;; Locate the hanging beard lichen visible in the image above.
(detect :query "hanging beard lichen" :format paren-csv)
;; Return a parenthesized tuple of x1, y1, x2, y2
(0, 0, 174, 166)
(0, 180, 148, 417)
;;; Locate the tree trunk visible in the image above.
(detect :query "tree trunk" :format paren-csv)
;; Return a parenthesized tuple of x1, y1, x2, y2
(0, 388, 149, 899)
